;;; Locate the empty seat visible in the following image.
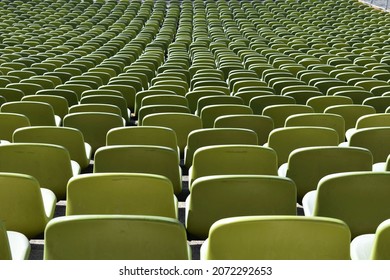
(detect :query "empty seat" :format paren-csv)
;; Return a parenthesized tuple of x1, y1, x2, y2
(0, 220, 30, 260)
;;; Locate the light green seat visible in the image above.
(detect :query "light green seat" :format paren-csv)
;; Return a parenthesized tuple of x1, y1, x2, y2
(285, 113, 346, 143)
(1, 101, 60, 126)
(324, 104, 376, 132)
(306, 95, 353, 113)
(200, 104, 253, 128)
(138, 105, 190, 126)
(346, 113, 390, 140)
(196, 95, 244, 116)
(185, 90, 225, 114)
(94, 145, 182, 195)
(249, 95, 296, 115)
(63, 112, 125, 155)
(189, 145, 278, 186)
(184, 128, 258, 168)
(363, 96, 390, 113)
(303, 171, 390, 238)
(142, 113, 202, 157)
(214, 114, 274, 145)
(21, 95, 69, 120)
(0, 88, 24, 102)
(279, 146, 373, 203)
(262, 104, 314, 128)
(266, 126, 339, 167)
(141, 94, 188, 108)
(6, 82, 43, 96)
(0, 220, 30, 260)
(0, 143, 79, 200)
(351, 219, 390, 260)
(66, 173, 177, 219)
(201, 216, 351, 260)
(0, 113, 30, 142)
(0, 172, 56, 239)
(347, 127, 390, 163)
(68, 104, 121, 116)
(37, 89, 79, 107)
(13, 126, 92, 170)
(186, 175, 297, 239)
(106, 126, 179, 158)
(44, 215, 191, 260)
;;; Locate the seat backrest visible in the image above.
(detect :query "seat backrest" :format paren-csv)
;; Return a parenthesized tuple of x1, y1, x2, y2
(285, 146, 373, 202)
(66, 173, 177, 218)
(200, 104, 253, 128)
(267, 126, 339, 166)
(190, 145, 278, 185)
(44, 215, 191, 260)
(314, 172, 390, 238)
(80, 95, 129, 122)
(349, 127, 390, 163)
(184, 128, 258, 168)
(201, 216, 351, 260)
(107, 126, 178, 156)
(263, 104, 314, 128)
(186, 175, 297, 239)
(355, 113, 390, 129)
(22, 95, 69, 119)
(13, 126, 90, 169)
(1, 101, 57, 126)
(306, 95, 353, 113)
(0, 112, 30, 141)
(0, 143, 73, 199)
(63, 112, 124, 154)
(0, 220, 12, 260)
(371, 219, 390, 260)
(138, 104, 190, 126)
(285, 113, 345, 143)
(249, 95, 296, 115)
(94, 145, 182, 194)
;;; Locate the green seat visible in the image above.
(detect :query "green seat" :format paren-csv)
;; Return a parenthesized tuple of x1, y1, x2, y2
(1, 101, 60, 126)
(107, 126, 179, 158)
(279, 146, 373, 203)
(6, 82, 43, 96)
(142, 113, 202, 157)
(21, 95, 69, 120)
(138, 105, 190, 126)
(363, 96, 390, 113)
(44, 215, 191, 260)
(201, 216, 350, 260)
(186, 175, 297, 239)
(134, 89, 176, 116)
(200, 104, 253, 128)
(56, 84, 92, 101)
(303, 172, 390, 238)
(306, 95, 353, 113)
(285, 113, 346, 143)
(66, 173, 177, 219)
(0, 143, 79, 199)
(185, 90, 225, 114)
(94, 145, 182, 195)
(262, 104, 314, 128)
(324, 104, 376, 131)
(68, 104, 121, 116)
(189, 145, 278, 186)
(351, 219, 390, 260)
(0, 172, 56, 239)
(63, 112, 125, 154)
(266, 126, 339, 166)
(0, 220, 30, 260)
(249, 95, 296, 115)
(184, 128, 258, 168)
(13, 126, 92, 170)
(0, 113, 30, 142)
(0, 88, 24, 102)
(196, 95, 243, 116)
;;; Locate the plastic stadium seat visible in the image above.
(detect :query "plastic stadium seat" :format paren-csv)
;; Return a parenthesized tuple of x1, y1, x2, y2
(13, 126, 92, 170)
(262, 104, 314, 128)
(0, 113, 30, 142)
(94, 145, 182, 195)
(196, 95, 244, 116)
(37, 89, 79, 107)
(351, 219, 390, 260)
(285, 113, 346, 143)
(303, 172, 390, 238)
(278, 146, 373, 203)
(185, 90, 225, 114)
(0, 172, 56, 239)
(184, 128, 258, 168)
(142, 112, 202, 157)
(0, 88, 24, 102)
(106, 126, 179, 158)
(63, 112, 125, 154)
(68, 104, 121, 116)
(141, 94, 188, 108)
(363, 96, 390, 113)
(214, 114, 274, 145)
(266, 126, 339, 166)
(200, 104, 253, 128)
(324, 104, 376, 131)
(21, 95, 69, 121)
(189, 144, 278, 186)
(56, 84, 92, 101)
(44, 215, 191, 260)
(249, 95, 296, 115)
(1, 101, 60, 126)
(0, 220, 30, 260)
(201, 216, 351, 260)
(306, 95, 353, 113)
(138, 104, 190, 126)
(66, 173, 177, 219)
(6, 82, 43, 96)
(186, 175, 297, 239)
